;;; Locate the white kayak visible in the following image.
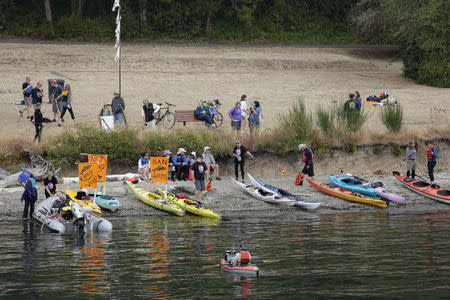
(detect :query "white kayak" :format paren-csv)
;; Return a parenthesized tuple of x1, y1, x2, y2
(244, 174, 321, 210)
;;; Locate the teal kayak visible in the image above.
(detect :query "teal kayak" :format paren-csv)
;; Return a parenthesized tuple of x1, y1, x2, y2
(328, 175, 377, 198)
(89, 193, 121, 212)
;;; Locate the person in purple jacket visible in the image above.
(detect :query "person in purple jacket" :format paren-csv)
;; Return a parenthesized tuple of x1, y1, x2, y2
(228, 102, 242, 131)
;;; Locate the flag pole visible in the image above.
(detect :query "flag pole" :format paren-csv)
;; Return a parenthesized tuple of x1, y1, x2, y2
(118, 5, 121, 95)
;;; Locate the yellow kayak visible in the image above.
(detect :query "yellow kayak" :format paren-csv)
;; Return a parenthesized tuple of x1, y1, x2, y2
(127, 182, 184, 216)
(65, 188, 103, 216)
(158, 188, 221, 219)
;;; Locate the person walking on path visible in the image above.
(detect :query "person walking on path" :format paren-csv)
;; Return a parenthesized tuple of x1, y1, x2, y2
(33, 104, 43, 143)
(20, 76, 33, 119)
(31, 81, 44, 109)
(406, 140, 417, 179)
(111, 92, 126, 125)
(229, 102, 242, 131)
(50, 80, 63, 122)
(248, 100, 261, 133)
(233, 139, 254, 182)
(240, 95, 249, 129)
(57, 84, 76, 127)
(21, 171, 37, 220)
(44, 172, 59, 198)
(142, 99, 160, 128)
(172, 148, 189, 181)
(298, 144, 314, 182)
(203, 146, 221, 181)
(425, 140, 438, 187)
(191, 154, 208, 203)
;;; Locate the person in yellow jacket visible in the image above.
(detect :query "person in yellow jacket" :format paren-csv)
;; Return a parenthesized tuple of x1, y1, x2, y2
(46, 195, 73, 219)
(56, 84, 76, 127)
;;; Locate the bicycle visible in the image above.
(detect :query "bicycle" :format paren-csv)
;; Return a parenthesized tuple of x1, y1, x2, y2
(211, 99, 223, 128)
(155, 102, 176, 129)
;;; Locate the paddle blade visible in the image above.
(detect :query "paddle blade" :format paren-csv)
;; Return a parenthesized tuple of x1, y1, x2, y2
(202, 264, 219, 269)
(295, 173, 304, 186)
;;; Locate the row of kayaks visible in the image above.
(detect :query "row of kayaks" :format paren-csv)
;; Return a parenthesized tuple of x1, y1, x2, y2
(126, 181, 221, 219)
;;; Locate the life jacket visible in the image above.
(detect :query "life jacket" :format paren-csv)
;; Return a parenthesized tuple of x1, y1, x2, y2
(240, 250, 250, 264)
(427, 146, 438, 160)
(24, 82, 33, 94)
(143, 104, 155, 122)
(61, 90, 72, 103)
(140, 157, 149, 165)
(302, 148, 313, 163)
(177, 154, 185, 163)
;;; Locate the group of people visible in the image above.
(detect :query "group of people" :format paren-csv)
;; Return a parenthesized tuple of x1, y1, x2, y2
(228, 95, 262, 132)
(344, 91, 362, 113)
(21, 171, 59, 220)
(405, 139, 439, 187)
(195, 100, 221, 127)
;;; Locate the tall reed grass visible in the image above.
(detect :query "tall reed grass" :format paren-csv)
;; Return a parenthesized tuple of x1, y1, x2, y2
(276, 99, 314, 147)
(380, 104, 403, 133)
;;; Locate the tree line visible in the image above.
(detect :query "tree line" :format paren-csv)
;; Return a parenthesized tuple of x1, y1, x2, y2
(0, 0, 447, 87)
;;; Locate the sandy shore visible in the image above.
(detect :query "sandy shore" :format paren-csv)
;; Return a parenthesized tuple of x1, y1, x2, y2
(1, 172, 449, 222)
(0, 42, 449, 141)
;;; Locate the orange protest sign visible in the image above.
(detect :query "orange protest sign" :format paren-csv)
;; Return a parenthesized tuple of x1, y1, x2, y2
(78, 162, 99, 189)
(88, 154, 108, 182)
(150, 157, 169, 183)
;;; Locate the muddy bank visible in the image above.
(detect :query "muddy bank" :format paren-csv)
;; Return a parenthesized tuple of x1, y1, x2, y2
(1, 171, 449, 222)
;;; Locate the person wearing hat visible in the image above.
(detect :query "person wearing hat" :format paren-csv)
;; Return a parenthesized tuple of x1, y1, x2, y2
(142, 99, 160, 129)
(33, 103, 43, 143)
(163, 150, 176, 181)
(99, 103, 112, 117)
(111, 91, 125, 125)
(74, 191, 87, 200)
(172, 148, 189, 181)
(298, 144, 314, 181)
(203, 146, 221, 181)
(406, 140, 417, 179)
(20, 76, 33, 119)
(233, 139, 254, 182)
(50, 79, 63, 121)
(191, 153, 208, 202)
(44, 171, 59, 198)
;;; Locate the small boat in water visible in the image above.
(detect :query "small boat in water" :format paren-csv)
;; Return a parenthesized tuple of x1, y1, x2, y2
(220, 256, 260, 277)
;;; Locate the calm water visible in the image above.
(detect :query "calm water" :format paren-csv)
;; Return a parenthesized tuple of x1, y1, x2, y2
(0, 211, 449, 299)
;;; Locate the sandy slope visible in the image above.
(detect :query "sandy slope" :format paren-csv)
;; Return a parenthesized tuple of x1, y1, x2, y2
(0, 42, 449, 139)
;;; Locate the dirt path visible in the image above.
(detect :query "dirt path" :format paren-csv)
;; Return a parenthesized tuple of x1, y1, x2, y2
(0, 42, 448, 140)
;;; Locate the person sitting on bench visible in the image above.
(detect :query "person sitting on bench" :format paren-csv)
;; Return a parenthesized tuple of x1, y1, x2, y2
(195, 100, 212, 126)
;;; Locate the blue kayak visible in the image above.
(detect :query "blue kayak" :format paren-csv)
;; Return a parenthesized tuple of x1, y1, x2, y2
(328, 175, 377, 198)
(89, 193, 121, 212)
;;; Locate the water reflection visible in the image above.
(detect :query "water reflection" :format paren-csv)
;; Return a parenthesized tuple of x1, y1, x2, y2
(146, 228, 170, 299)
(21, 221, 38, 299)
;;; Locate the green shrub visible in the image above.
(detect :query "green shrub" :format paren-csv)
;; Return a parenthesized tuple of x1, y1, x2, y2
(372, 145, 384, 154)
(316, 105, 336, 135)
(346, 141, 357, 153)
(381, 104, 403, 133)
(277, 98, 314, 147)
(391, 143, 402, 156)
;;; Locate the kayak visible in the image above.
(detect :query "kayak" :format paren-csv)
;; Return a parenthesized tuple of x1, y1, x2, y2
(220, 258, 260, 277)
(88, 193, 121, 212)
(307, 177, 387, 208)
(328, 175, 377, 198)
(126, 182, 184, 216)
(32, 196, 113, 234)
(247, 173, 321, 210)
(393, 171, 450, 205)
(157, 188, 221, 219)
(65, 188, 102, 216)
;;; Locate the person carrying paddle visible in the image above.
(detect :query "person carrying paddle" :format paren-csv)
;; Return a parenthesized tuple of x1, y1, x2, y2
(298, 144, 314, 183)
(406, 140, 417, 179)
(425, 140, 438, 187)
(233, 139, 253, 183)
(191, 154, 208, 203)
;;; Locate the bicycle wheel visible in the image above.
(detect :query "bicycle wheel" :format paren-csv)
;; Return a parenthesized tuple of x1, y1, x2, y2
(162, 111, 176, 129)
(216, 112, 224, 128)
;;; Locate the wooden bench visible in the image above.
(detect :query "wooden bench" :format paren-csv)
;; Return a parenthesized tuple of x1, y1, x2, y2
(175, 110, 202, 126)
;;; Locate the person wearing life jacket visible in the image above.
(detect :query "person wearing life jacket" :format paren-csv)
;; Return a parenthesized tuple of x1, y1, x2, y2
(299, 144, 315, 181)
(425, 140, 439, 187)
(21, 170, 38, 220)
(138, 153, 150, 182)
(20, 76, 33, 119)
(231, 243, 252, 266)
(142, 99, 160, 129)
(46, 195, 73, 220)
(57, 84, 76, 127)
(172, 148, 188, 181)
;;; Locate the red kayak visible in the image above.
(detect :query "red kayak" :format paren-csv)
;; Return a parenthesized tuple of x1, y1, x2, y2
(220, 259, 260, 276)
(393, 171, 450, 204)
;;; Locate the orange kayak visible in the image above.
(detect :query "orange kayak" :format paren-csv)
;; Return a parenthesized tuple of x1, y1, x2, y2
(220, 259, 260, 276)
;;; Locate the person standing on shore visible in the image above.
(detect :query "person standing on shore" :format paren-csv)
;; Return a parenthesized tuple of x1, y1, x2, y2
(21, 171, 37, 220)
(191, 154, 208, 203)
(173, 148, 188, 181)
(248, 100, 261, 133)
(31, 81, 44, 109)
(233, 139, 253, 183)
(20, 76, 33, 119)
(44, 172, 59, 198)
(298, 144, 314, 181)
(57, 84, 76, 127)
(111, 92, 125, 125)
(142, 99, 160, 128)
(406, 140, 417, 179)
(425, 140, 438, 187)
(240, 95, 248, 129)
(50, 80, 63, 122)
(163, 150, 176, 181)
(33, 104, 43, 143)
(229, 102, 242, 131)
(355, 91, 362, 111)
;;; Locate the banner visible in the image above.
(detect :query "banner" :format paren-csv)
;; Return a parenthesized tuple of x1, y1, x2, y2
(88, 154, 108, 182)
(78, 163, 99, 189)
(112, 0, 120, 11)
(150, 157, 169, 183)
(17, 168, 32, 188)
(114, 46, 120, 62)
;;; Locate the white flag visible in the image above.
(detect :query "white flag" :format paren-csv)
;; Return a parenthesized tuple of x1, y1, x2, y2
(114, 46, 120, 62)
(112, 0, 120, 11)
(115, 22, 120, 35)
(115, 37, 120, 48)
(116, 11, 121, 25)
